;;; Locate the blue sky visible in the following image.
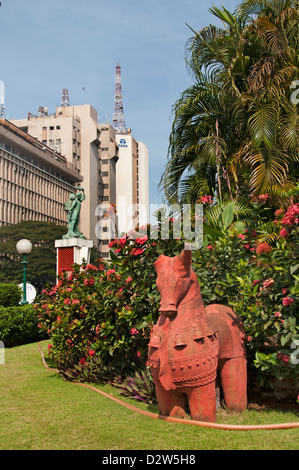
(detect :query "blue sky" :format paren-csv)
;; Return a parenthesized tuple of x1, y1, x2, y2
(0, 0, 239, 207)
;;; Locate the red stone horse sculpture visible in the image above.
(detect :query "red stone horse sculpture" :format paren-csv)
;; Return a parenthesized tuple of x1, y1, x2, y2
(147, 249, 247, 422)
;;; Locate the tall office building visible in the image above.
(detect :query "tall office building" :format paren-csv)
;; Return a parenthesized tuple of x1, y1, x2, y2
(0, 118, 82, 226)
(115, 132, 149, 235)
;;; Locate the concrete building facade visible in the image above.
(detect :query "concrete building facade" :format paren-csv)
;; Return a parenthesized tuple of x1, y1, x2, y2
(12, 105, 119, 254)
(0, 118, 82, 227)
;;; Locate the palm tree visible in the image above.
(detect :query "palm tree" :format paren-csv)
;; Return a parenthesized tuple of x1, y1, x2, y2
(160, 0, 299, 205)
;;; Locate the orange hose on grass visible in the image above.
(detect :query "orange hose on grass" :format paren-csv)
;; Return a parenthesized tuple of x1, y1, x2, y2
(38, 343, 299, 431)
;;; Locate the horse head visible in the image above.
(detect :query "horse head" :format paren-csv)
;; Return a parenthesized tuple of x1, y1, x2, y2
(154, 249, 198, 318)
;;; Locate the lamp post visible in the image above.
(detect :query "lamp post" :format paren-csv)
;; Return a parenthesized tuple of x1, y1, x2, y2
(16, 239, 32, 305)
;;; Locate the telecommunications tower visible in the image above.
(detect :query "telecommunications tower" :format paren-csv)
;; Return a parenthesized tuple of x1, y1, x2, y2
(61, 88, 70, 107)
(112, 63, 127, 134)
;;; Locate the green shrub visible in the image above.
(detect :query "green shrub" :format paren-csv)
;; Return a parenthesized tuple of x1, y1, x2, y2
(0, 283, 22, 307)
(0, 304, 47, 347)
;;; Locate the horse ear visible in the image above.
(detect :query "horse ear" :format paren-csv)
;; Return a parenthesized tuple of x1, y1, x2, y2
(177, 249, 191, 273)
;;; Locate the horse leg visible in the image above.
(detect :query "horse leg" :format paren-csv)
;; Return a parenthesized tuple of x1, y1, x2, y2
(155, 383, 186, 419)
(186, 382, 217, 422)
(218, 357, 247, 412)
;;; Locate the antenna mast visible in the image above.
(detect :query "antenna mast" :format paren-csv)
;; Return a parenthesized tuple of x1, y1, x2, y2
(112, 63, 127, 134)
(61, 88, 70, 107)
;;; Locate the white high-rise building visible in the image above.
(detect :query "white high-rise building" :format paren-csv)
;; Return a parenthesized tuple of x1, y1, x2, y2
(115, 131, 149, 235)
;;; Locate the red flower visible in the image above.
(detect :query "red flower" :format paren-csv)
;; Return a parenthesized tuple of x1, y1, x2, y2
(131, 248, 143, 256)
(79, 357, 86, 364)
(126, 276, 133, 283)
(64, 298, 71, 305)
(256, 242, 271, 255)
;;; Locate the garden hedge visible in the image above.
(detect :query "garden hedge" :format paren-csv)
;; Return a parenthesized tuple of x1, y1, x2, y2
(0, 304, 47, 348)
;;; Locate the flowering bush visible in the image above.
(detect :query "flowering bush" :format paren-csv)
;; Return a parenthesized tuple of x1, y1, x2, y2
(35, 223, 184, 381)
(193, 198, 299, 386)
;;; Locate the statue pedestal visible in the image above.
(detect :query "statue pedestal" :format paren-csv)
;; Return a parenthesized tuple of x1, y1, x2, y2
(55, 238, 93, 279)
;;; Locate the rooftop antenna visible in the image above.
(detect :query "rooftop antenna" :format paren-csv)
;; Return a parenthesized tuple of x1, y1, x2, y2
(112, 63, 128, 134)
(61, 88, 70, 107)
(0, 80, 5, 118)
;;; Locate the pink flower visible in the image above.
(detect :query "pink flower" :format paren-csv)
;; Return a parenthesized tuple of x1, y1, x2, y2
(72, 299, 80, 305)
(126, 276, 133, 283)
(206, 244, 213, 250)
(119, 236, 127, 246)
(57, 316, 61, 322)
(281, 203, 299, 226)
(282, 288, 288, 294)
(115, 248, 121, 254)
(246, 336, 252, 343)
(136, 351, 141, 357)
(279, 228, 288, 238)
(106, 269, 116, 276)
(48, 344, 52, 350)
(262, 278, 275, 289)
(200, 195, 213, 204)
(282, 297, 294, 306)
(252, 280, 260, 286)
(275, 311, 282, 318)
(238, 234, 245, 240)
(88, 350, 95, 357)
(130, 327, 139, 335)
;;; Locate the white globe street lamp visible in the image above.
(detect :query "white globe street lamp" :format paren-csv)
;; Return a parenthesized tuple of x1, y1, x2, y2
(16, 239, 32, 304)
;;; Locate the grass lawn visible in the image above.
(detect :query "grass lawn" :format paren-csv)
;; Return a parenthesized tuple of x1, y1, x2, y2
(0, 340, 298, 450)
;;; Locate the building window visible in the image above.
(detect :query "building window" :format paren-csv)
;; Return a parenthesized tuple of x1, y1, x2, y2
(101, 159, 108, 164)
(101, 147, 108, 151)
(102, 196, 109, 201)
(102, 171, 109, 177)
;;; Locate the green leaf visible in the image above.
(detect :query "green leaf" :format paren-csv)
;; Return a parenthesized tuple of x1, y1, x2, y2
(281, 332, 292, 346)
(290, 264, 299, 275)
(219, 202, 235, 231)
